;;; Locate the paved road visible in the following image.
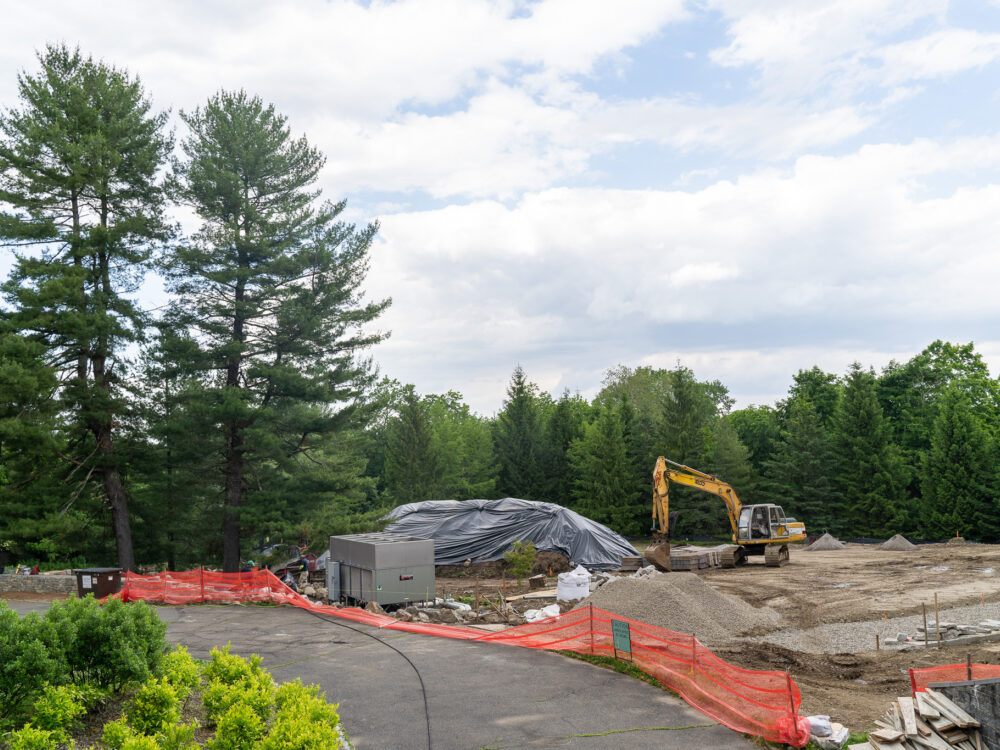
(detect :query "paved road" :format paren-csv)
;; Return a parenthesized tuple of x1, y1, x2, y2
(7, 599, 750, 749)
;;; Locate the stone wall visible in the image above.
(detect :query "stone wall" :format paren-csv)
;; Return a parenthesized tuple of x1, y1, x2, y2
(0, 573, 76, 594)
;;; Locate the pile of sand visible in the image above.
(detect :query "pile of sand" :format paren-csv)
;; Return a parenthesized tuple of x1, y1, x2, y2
(575, 572, 778, 645)
(805, 533, 846, 551)
(880, 534, 917, 551)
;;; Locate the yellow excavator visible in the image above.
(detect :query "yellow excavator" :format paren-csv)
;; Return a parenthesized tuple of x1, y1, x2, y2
(644, 456, 807, 571)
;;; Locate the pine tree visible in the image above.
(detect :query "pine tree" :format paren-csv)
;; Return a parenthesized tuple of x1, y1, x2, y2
(567, 405, 641, 535)
(493, 365, 545, 499)
(919, 386, 997, 540)
(763, 399, 842, 532)
(383, 389, 442, 505)
(0, 45, 171, 569)
(540, 390, 589, 506)
(165, 90, 389, 571)
(833, 364, 906, 537)
(426, 393, 498, 500)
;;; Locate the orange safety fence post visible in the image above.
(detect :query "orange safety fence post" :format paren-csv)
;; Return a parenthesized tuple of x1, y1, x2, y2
(589, 604, 595, 655)
(199, 567, 205, 603)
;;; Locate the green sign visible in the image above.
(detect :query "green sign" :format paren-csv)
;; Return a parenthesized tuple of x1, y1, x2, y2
(611, 619, 632, 655)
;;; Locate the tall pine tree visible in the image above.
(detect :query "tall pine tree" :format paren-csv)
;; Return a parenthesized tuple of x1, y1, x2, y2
(165, 90, 389, 571)
(493, 365, 545, 499)
(0, 45, 171, 569)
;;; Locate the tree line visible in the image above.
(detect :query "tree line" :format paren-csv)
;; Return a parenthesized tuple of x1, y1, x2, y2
(1, 47, 995, 573)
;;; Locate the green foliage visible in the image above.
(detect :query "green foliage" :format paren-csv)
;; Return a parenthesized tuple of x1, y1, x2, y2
(29, 684, 86, 741)
(127, 679, 180, 736)
(260, 678, 341, 750)
(159, 646, 202, 701)
(0, 603, 66, 723)
(43, 596, 166, 690)
(207, 703, 265, 750)
(4, 724, 59, 750)
(202, 647, 274, 725)
(122, 735, 161, 750)
(503, 540, 537, 584)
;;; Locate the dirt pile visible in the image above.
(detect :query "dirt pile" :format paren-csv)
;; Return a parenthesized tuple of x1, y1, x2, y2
(575, 572, 778, 644)
(947, 536, 966, 545)
(806, 533, 845, 551)
(880, 534, 917, 551)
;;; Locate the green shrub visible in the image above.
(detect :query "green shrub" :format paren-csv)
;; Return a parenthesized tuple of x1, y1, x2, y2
(273, 679, 339, 731)
(4, 724, 60, 750)
(504, 540, 536, 585)
(259, 713, 343, 750)
(207, 703, 265, 750)
(30, 683, 86, 741)
(126, 679, 180, 736)
(155, 721, 200, 750)
(121, 735, 160, 750)
(202, 673, 274, 725)
(101, 717, 134, 750)
(0, 603, 66, 724)
(201, 646, 266, 687)
(160, 646, 201, 701)
(43, 596, 167, 691)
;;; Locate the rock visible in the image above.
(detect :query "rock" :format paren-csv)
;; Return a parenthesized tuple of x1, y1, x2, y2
(405, 606, 420, 616)
(396, 611, 413, 622)
(896, 633, 908, 642)
(438, 609, 459, 623)
(303, 585, 317, 597)
(316, 587, 327, 600)
(480, 612, 502, 624)
(364, 600, 385, 615)
(417, 612, 431, 623)
(507, 614, 526, 626)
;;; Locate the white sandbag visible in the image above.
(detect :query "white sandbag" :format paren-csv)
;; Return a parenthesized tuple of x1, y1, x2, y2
(557, 565, 592, 601)
(814, 724, 849, 750)
(524, 604, 561, 622)
(807, 716, 832, 737)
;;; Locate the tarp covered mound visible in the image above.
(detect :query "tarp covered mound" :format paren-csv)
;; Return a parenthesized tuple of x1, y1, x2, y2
(384, 498, 640, 571)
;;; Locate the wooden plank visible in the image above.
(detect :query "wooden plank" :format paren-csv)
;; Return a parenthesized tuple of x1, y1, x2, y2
(924, 690, 980, 728)
(916, 692, 942, 720)
(868, 740, 907, 750)
(899, 697, 919, 736)
(847, 744, 876, 750)
(909, 733, 953, 750)
(930, 717, 958, 733)
(872, 728, 906, 742)
(914, 717, 933, 737)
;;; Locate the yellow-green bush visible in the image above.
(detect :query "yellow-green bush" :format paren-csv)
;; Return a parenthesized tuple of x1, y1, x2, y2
(4, 724, 59, 750)
(207, 703, 265, 750)
(101, 717, 134, 750)
(29, 683, 86, 742)
(126, 679, 180, 736)
(160, 646, 201, 701)
(259, 712, 344, 750)
(155, 720, 200, 750)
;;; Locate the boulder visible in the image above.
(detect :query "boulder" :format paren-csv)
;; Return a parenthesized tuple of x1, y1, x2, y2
(303, 585, 317, 597)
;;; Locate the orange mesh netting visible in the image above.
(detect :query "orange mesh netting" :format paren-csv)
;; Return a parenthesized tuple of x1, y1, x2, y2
(909, 663, 1000, 694)
(119, 569, 811, 746)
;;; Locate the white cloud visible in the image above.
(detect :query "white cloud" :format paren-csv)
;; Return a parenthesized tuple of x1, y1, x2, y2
(876, 29, 1000, 84)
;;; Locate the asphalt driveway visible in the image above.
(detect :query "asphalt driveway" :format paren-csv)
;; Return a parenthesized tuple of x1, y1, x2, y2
(7, 599, 750, 749)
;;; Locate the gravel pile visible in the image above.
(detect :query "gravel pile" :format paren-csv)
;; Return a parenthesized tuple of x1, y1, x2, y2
(806, 533, 846, 551)
(880, 534, 917, 551)
(575, 572, 779, 644)
(750, 603, 1000, 654)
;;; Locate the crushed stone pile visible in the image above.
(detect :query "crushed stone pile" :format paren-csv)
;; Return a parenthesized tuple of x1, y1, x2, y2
(880, 534, 917, 551)
(574, 572, 778, 645)
(805, 533, 846, 551)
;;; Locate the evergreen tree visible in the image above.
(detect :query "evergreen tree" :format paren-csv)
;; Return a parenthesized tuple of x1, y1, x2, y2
(0, 45, 171, 569)
(567, 405, 642, 535)
(165, 90, 389, 571)
(728, 405, 781, 498)
(540, 390, 590, 506)
(763, 399, 842, 532)
(426, 393, 498, 500)
(493, 365, 545, 499)
(919, 386, 997, 540)
(383, 388, 442, 505)
(833, 363, 906, 537)
(782, 367, 841, 428)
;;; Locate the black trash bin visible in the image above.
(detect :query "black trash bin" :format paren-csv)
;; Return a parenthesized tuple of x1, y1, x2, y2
(75, 567, 123, 598)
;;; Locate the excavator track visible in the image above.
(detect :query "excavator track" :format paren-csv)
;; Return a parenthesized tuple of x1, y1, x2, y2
(764, 544, 789, 567)
(721, 545, 746, 568)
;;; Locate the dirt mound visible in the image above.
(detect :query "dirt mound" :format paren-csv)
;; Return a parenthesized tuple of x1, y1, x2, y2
(880, 534, 917, 551)
(806, 533, 845, 551)
(947, 536, 966, 545)
(575, 572, 778, 645)
(436, 550, 572, 578)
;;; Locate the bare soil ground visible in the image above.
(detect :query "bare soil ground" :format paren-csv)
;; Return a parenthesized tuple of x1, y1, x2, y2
(702, 542, 1000, 730)
(0, 591, 70, 601)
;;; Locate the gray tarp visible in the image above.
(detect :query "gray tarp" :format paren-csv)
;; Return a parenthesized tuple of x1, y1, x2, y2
(384, 498, 639, 571)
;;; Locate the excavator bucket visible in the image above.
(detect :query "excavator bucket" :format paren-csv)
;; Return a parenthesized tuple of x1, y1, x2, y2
(643, 542, 671, 572)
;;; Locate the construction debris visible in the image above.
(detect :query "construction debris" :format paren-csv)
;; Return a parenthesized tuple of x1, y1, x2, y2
(668, 544, 727, 570)
(880, 535, 918, 551)
(883, 619, 1000, 646)
(852, 688, 984, 749)
(807, 533, 847, 551)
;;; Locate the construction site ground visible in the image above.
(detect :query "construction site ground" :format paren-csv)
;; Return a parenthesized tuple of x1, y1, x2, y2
(701, 541, 1000, 730)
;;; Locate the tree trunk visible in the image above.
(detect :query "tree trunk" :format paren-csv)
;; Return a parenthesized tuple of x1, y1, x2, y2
(222, 424, 243, 572)
(96, 424, 135, 571)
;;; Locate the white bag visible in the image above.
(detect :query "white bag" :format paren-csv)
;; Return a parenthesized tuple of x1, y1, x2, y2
(524, 604, 561, 622)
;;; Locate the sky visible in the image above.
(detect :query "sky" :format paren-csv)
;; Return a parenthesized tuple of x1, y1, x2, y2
(2, 0, 1000, 415)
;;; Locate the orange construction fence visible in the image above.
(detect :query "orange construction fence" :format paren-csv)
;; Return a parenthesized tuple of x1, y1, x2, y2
(119, 569, 811, 747)
(910, 663, 1000, 694)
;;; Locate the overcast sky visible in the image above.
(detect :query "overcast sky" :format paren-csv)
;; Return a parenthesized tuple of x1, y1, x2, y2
(3, 0, 1000, 415)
